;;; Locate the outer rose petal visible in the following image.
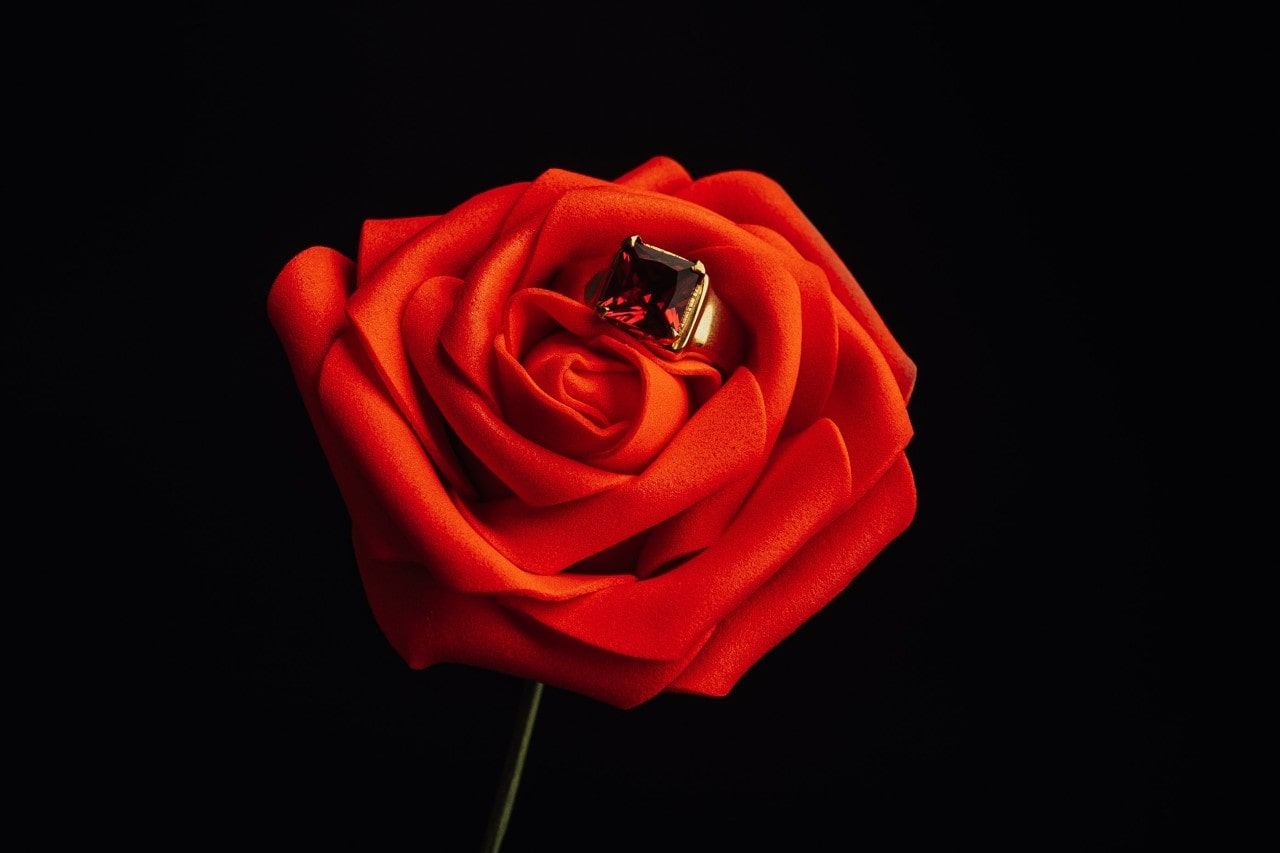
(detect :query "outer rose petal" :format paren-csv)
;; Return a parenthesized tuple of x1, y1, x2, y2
(504, 417, 857, 659)
(267, 246, 370, 496)
(679, 169, 918, 401)
(346, 185, 529, 497)
(613, 155, 694, 194)
(317, 336, 629, 600)
(269, 246, 352, 398)
(670, 454, 917, 696)
(355, 543, 711, 709)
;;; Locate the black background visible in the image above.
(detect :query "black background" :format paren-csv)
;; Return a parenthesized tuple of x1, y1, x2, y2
(20, 4, 1207, 850)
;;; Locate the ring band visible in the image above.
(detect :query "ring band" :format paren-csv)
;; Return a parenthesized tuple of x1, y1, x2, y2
(584, 235, 744, 373)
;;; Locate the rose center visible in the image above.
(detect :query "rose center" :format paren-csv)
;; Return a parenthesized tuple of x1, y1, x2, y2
(525, 333, 641, 428)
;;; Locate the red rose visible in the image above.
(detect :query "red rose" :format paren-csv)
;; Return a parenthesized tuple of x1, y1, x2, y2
(268, 156, 917, 709)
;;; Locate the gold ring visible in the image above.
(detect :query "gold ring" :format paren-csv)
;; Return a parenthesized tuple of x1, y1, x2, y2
(584, 235, 744, 373)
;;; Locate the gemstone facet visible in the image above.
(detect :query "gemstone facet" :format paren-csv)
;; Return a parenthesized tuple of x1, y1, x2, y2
(590, 236, 708, 353)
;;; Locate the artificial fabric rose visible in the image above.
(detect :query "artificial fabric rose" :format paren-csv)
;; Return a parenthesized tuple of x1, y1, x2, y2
(268, 155, 917, 709)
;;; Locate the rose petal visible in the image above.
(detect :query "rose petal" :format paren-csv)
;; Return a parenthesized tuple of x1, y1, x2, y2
(344, 184, 527, 495)
(827, 303, 915, 503)
(355, 552, 711, 709)
(493, 290, 690, 473)
(514, 185, 750, 299)
(431, 170, 633, 400)
(403, 275, 632, 505)
(318, 335, 630, 600)
(633, 474, 759, 579)
(613, 155, 695, 194)
(269, 246, 354, 395)
(739, 223, 840, 434)
(686, 243, 804, 447)
(511, 334, 690, 474)
(269, 245, 413, 504)
(669, 454, 917, 696)
(496, 330, 635, 457)
(497, 167, 615, 239)
(436, 230, 536, 413)
(356, 215, 439, 285)
(679, 170, 918, 401)
(453, 368, 770, 574)
(505, 417, 856, 659)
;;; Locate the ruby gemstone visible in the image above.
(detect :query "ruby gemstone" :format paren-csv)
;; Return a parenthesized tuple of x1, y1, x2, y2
(592, 237, 705, 350)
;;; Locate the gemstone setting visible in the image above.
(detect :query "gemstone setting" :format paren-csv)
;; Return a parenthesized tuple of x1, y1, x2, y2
(589, 236, 708, 354)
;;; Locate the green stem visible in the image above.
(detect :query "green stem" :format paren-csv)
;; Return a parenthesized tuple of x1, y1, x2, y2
(480, 680, 544, 853)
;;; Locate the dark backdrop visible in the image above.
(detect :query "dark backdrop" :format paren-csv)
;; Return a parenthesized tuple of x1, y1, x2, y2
(20, 5, 1199, 850)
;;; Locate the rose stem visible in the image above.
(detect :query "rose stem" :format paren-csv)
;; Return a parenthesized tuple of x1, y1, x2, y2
(480, 679, 544, 853)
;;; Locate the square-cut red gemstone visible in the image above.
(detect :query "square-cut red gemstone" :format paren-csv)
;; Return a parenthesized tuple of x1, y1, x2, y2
(591, 236, 706, 350)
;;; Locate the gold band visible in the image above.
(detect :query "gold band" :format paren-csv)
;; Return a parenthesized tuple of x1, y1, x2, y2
(679, 280, 745, 372)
